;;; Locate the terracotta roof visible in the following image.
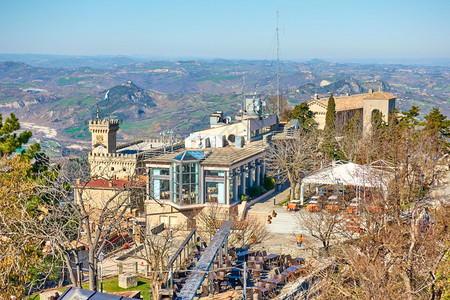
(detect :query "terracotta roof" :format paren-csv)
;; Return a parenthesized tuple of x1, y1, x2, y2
(362, 91, 396, 100)
(308, 91, 395, 112)
(78, 178, 146, 189)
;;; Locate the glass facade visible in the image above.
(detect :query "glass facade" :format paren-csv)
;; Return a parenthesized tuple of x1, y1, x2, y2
(173, 161, 199, 205)
(151, 167, 171, 200)
(153, 178, 170, 200)
(229, 176, 235, 203)
(205, 170, 225, 177)
(206, 181, 225, 204)
(152, 168, 169, 176)
(148, 150, 265, 207)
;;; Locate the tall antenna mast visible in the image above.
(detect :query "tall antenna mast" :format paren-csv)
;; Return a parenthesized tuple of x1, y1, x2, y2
(241, 76, 246, 117)
(276, 10, 280, 119)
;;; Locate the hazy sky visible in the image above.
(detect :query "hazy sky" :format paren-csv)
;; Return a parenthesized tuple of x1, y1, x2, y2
(1, 0, 449, 60)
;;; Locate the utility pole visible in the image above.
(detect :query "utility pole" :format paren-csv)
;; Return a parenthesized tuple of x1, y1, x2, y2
(243, 261, 247, 299)
(160, 131, 166, 154)
(276, 10, 280, 120)
(167, 129, 174, 152)
(169, 228, 173, 289)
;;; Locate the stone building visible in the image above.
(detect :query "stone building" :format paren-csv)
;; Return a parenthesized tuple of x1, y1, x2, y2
(74, 177, 145, 213)
(87, 118, 183, 179)
(81, 109, 277, 230)
(144, 111, 277, 230)
(307, 90, 396, 133)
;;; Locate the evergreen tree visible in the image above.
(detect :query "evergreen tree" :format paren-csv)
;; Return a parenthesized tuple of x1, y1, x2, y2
(324, 93, 336, 132)
(321, 94, 337, 159)
(0, 113, 40, 158)
(372, 110, 385, 133)
(402, 106, 420, 126)
(282, 102, 317, 131)
(423, 107, 450, 138)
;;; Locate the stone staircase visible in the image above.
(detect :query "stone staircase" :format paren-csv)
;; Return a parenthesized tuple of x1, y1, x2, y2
(266, 207, 301, 234)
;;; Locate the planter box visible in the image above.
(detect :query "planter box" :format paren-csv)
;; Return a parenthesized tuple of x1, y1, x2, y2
(118, 272, 138, 288)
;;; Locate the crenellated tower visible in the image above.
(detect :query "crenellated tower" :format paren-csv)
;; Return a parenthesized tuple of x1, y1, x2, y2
(89, 119, 119, 154)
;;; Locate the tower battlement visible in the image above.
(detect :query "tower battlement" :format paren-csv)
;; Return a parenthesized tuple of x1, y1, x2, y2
(88, 152, 137, 159)
(89, 118, 119, 154)
(89, 119, 120, 126)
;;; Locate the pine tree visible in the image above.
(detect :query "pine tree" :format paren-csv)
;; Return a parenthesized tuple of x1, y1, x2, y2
(423, 107, 450, 138)
(0, 113, 40, 158)
(281, 102, 317, 131)
(402, 106, 420, 126)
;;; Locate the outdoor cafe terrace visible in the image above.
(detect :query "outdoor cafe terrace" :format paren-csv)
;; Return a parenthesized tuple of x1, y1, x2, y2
(162, 243, 309, 299)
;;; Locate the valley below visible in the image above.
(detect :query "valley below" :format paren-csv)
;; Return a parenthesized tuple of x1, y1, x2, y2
(0, 55, 448, 157)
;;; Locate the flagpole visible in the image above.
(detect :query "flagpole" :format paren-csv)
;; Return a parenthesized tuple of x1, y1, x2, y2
(108, 94, 110, 121)
(105, 90, 110, 121)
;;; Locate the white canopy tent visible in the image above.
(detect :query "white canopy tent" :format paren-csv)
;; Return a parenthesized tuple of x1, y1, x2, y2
(299, 162, 390, 204)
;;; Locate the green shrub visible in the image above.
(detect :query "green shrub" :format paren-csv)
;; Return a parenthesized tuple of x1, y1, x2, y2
(247, 185, 266, 198)
(264, 176, 275, 190)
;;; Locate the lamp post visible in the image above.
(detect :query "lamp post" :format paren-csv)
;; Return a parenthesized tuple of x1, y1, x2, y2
(169, 228, 173, 289)
(99, 251, 104, 293)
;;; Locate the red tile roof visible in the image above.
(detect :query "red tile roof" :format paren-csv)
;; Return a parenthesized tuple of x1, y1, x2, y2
(78, 178, 146, 189)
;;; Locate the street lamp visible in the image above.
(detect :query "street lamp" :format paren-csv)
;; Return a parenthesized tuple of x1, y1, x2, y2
(169, 228, 173, 289)
(99, 251, 104, 293)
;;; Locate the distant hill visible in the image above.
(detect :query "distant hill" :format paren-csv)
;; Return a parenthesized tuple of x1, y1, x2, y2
(0, 56, 448, 156)
(99, 81, 156, 120)
(297, 78, 391, 96)
(0, 54, 143, 68)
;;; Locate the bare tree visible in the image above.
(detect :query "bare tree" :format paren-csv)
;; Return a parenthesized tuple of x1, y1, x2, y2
(217, 214, 270, 248)
(266, 130, 321, 201)
(34, 157, 145, 291)
(195, 202, 230, 242)
(310, 200, 449, 300)
(337, 110, 363, 162)
(303, 110, 450, 299)
(128, 225, 179, 299)
(195, 202, 268, 248)
(296, 209, 345, 255)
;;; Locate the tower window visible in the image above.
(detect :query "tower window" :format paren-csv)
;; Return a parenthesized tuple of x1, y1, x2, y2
(111, 167, 115, 171)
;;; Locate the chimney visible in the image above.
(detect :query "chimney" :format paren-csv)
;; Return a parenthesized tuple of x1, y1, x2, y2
(368, 88, 374, 94)
(314, 94, 319, 100)
(345, 92, 350, 96)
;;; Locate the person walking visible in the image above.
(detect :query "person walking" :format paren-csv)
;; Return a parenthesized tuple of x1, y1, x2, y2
(297, 234, 303, 247)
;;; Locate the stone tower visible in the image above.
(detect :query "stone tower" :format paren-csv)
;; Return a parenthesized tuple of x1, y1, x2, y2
(362, 91, 396, 133)
(89, 119, 119, 154)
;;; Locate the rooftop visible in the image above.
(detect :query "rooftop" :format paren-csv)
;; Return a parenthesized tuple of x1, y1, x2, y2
(77, 177, 146, 189)
(146, 140, 267, 167)
(117, 140, 165, 154)
(58, 287, 137, 300)
(309, 91, 396, 111)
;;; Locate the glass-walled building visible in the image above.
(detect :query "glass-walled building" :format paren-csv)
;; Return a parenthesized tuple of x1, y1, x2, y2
(146, 142, 266, 209)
